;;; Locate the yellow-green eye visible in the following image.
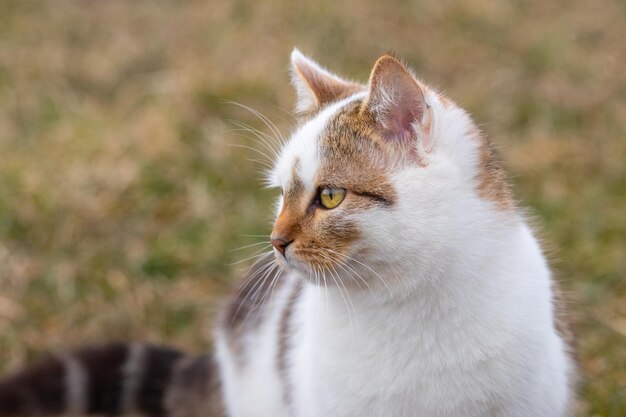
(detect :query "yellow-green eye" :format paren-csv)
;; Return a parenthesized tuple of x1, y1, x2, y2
(320, 188, 346, 209)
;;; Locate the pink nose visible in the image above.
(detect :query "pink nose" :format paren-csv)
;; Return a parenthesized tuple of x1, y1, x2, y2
(271, 237, 293, 256)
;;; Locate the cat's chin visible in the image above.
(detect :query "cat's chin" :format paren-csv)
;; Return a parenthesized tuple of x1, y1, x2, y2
(274, 252, 307, 275)
(273, 251, 325, 281)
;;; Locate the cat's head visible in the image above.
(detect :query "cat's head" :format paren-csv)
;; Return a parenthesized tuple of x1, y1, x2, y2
(267, 49, 514, 289)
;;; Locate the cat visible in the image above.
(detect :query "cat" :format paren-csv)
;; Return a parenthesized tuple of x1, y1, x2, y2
(0, 49, 576, 417)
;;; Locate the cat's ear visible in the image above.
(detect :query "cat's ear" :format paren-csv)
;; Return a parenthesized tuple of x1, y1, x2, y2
(290, 48, 363, 116)
(365, 55, 431, 150)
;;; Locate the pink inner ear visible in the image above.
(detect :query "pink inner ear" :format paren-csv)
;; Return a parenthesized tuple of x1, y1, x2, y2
(380, 89, 424, 142)
(367, 56, 426, 144)
(395, 97, 422, 140)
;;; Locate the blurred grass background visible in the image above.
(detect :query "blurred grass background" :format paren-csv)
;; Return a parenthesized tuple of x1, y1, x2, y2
(0, 0, 624, 415)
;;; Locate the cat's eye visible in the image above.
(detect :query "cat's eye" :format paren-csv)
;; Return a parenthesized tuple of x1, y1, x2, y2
(319, 188, 346, 209)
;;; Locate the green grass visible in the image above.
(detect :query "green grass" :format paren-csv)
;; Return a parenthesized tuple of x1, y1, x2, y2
(0, 0, 624, 415)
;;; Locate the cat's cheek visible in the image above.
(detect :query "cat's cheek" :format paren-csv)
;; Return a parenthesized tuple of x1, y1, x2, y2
(322, 219, 361, 258)
(348, 210, 396, 259)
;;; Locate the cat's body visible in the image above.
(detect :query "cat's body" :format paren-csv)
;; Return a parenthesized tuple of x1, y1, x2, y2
(220, 229, 569, 417)
(0, 50, 575, 417)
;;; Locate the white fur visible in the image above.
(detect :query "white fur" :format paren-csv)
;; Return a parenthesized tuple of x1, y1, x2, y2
(215, 57, 574, 417)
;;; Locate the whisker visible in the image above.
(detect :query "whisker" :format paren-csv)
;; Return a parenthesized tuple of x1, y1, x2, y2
(229, 141, 275, 163)
(240, 261, 281, 329)
(268, 265, 285, 305)
(249, 262, 284, 322)
(226, 125, 280, 161)
(233, 256, 276, 293)
(308, 250, 373, 299)
(227, 121, 281, 158)
(230, 242, 272, 252)
(314, 265, 321, 316)
(326, 248, 393, 297)
(330, 262, 358, 328)
(230, 249, 274, 266)
(225, 101, 286, 145)
(229, 132, 279, 165)
(325, 264, 355, 331)
(269, 104, 297, 124)
(321, 251, 363, 290)
(246, 260, 279, 307)
(335, 258, 373, 295)
(322, 268, 331, 313)
(230, 258, 278, 325)
(326, 252, 377, 299)
(245, 157, 273, 167)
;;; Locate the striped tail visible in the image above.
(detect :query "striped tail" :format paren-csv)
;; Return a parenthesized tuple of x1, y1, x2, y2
(0, 343, 225, 417)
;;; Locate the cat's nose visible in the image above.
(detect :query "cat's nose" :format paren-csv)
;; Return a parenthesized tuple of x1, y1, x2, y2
(271, 236, 293, 256)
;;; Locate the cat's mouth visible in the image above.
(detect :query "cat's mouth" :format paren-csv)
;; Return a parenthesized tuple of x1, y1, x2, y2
(273, 245, 370, 289)
(272, 246, 309, 273)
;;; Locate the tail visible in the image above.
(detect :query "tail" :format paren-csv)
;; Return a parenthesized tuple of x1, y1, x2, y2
(0, 343, 224, 417)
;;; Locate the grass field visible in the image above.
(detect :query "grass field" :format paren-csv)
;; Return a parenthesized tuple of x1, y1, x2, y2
(0, 0, 624, 415)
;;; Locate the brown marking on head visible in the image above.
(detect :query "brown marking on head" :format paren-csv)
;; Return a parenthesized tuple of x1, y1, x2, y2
(287, 159, 305, 198)
(318, 99, 399, 209)
(280, 199, 362, 272)
(270, 130, 381, 273)
(469, 127, 515, 211)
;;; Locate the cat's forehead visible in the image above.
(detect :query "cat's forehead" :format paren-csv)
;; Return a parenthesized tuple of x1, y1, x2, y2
(273, 93, 367, 189)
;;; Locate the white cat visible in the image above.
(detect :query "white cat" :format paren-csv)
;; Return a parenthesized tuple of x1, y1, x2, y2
(215, 49, 576, 417)
(0, 50, 575, 417)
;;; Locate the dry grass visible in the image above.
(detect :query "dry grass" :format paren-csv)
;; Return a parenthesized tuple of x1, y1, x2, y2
(0, 0, 624, 415)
